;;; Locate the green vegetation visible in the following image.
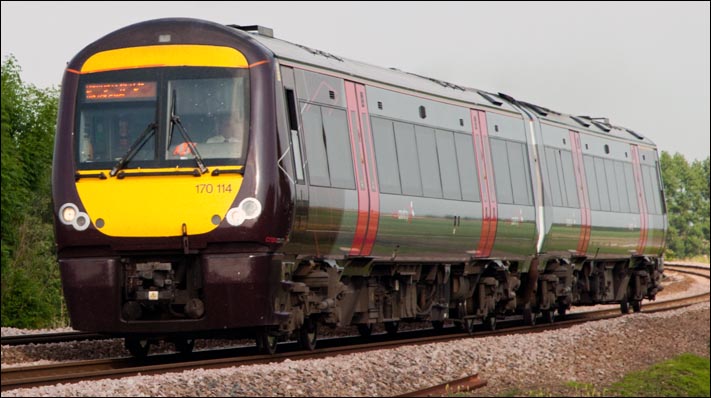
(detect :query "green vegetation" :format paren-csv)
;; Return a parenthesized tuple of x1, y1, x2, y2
(609, 353, 710, 397)
(660, 152, 710, 260)
(1, 55, 65, 328)
(492, 353, 709, 397)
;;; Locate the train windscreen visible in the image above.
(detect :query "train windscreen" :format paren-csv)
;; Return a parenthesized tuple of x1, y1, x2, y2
(75, 68, 250, 170)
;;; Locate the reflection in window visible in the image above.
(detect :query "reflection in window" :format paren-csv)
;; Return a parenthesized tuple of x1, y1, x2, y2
(372, 118, 401, 194)
(415, 126, 442, 198)
(394, 122, 423, 196)
(455, 133, 480, 202)
(166, 77, 249, 160)
(436, 130, 462, 200)
(300, 103, 355, 189)
(78, 105, 156, 163)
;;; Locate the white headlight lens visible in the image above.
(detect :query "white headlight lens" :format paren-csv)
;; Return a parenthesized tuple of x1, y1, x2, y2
(226, 207, 246, 226)
(72, 213, 91, 231)
(239, 198, 262, 220)
(59, 203, 78, 225)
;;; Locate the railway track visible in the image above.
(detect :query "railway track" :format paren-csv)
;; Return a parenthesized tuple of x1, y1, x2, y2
(2, 263, 707, 392)
(0, 331, 107, 347)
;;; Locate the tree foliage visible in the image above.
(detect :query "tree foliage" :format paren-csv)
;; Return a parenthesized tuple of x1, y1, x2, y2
(1, 55, 64, 328)
(660, 151, 710, 260)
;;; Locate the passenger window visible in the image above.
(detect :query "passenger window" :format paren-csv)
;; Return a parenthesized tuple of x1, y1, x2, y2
(454, 133, 480, 201)
(594, 157, 611, 211)
(490, 138, 514, 204)
(614, 161, 631, 213)
(507, 141, 532, 205)
(436, 130, 462, 200)
(560, 150, 578, 207)
(301, 104, 330, 187)
(322, 107, 355, 189)
(642, 165, 660, 214)
(394, 122, 423, 196)
(372, 117, 401, 194)
(545, 147, 565, 207)
(415, 126, 442, 198)
(604, 159, 621, 212)
(584, 156, 601, 211)
(623, 163, 639, 213)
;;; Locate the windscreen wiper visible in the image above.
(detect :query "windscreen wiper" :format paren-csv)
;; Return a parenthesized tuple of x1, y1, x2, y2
(168, 90, 208, 174)
(110, 122, 157, 177)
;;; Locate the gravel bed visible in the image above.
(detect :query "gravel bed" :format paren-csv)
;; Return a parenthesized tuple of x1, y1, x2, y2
(2, 270, 708, 396)
(2, 302, 708, 397)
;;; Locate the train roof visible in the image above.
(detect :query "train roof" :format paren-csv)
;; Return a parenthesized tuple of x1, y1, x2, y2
(240, 25, 656, 148)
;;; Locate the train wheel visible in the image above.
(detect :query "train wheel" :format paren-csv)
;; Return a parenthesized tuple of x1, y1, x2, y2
(385, 321, 399, 335)
(357, 324, 373, 337)
(620, 299, 630, 314)
(543, 309, 555, 324)
(523, 307, 536, 326)
(431, 320, 444, 330)
(557, 304, 567, 320)
(632, 300, 642, 313)
(257, 331, 278, 355)
(174, 338, 195, 354)
(299, 318, 318, 351)
(484, 316, 497, 331)
(464, 319, 475, 335)
(125, 338, 150, 358)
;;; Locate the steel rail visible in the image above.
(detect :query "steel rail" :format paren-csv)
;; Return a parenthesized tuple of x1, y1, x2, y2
(2, 264, 708, 392)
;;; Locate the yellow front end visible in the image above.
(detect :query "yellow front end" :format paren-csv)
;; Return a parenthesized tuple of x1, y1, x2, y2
(76, 168, 243, 237)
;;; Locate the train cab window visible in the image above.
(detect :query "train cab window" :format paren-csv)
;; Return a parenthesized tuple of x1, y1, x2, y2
(415, 126, 443, 198)
(77, 80, 157, 166)
(394, 122, 423, 196)
(372, 117, 401, 194)
(76, 68, 250, 171)
(166, 77, 249, 162)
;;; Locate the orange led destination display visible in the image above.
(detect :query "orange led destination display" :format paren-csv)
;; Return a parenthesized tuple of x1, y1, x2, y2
(85, 81, 157, 101)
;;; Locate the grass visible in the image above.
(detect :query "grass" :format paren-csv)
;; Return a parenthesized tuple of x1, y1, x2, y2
(608, 353, 710, 397)
(671, 255, 710, 264)
(488, 353, 709, 397)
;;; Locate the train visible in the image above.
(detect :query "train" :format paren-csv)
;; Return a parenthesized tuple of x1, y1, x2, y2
(52, 18, 666, 357)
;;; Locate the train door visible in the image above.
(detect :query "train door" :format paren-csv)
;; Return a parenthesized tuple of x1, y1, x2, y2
(569, 130, 592, 255)
(279, 66, 309, 247)
(630, 145, 649, 255)
(344, 81, 380, 256)
(469, 110, 498, 258)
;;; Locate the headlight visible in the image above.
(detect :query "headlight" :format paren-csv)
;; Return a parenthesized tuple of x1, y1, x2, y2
(240, 198, 262, 220)
(225, 198, 262, 227)
(73, 213, 91, 231)
(59, 203, 79, 225)
(226, 207, 246, 226)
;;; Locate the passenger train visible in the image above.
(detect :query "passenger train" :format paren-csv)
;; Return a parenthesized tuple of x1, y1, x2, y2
(52, 18, 666, 356)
